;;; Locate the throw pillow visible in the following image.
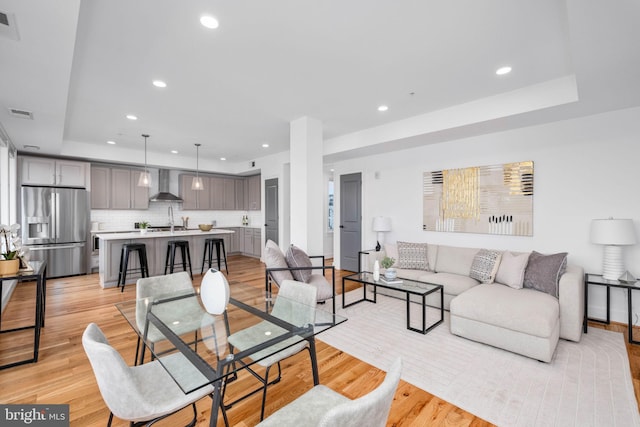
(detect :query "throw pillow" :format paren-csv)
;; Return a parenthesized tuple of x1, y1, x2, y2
(264, 240, 294, 285)
(523, 251, 568, 298)
(469, 249, 502, 284)
(396, 241, 430, 270)
(285, 245, 313, 283)
(495, 251, 531, 289)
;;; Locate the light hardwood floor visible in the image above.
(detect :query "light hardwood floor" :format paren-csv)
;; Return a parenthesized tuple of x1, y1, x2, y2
(0, 255, 638, 426)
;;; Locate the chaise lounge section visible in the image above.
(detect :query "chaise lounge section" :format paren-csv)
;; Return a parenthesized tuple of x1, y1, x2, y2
(364, 242, 584, 362)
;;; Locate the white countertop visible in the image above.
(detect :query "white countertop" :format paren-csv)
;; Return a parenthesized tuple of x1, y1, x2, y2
(96, 228, 236, 240)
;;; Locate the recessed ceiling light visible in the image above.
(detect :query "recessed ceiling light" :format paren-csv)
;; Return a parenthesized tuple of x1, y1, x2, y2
(126, 114, 138, 120)
(152, 80, 167, 88)
(377, 105, 389, 112)
(200, 15, 219, 29)
(171, 150, 178, 154)
(220, 157, 226, 161)
(496, 66, 512, 76)
(107, 140, 116, 145)
(262, 143, 269, 148)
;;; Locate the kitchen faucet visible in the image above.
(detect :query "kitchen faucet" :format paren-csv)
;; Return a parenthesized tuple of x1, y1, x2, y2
(168, 204, 174, 233)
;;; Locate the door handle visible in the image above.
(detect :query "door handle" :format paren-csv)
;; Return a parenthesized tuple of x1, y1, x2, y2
(339, 225, 344, 228)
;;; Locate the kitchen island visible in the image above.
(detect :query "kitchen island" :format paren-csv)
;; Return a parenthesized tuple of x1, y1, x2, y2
(97, 228, 235, 288)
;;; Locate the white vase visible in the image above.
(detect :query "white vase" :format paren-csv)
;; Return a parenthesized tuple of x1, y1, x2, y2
(373, 260, 380, 281)
(140, 228, 147, 235)
(201, 268, 230, 315)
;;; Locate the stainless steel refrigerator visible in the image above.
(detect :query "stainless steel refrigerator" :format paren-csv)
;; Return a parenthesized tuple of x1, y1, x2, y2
(20, 186, 89, 278)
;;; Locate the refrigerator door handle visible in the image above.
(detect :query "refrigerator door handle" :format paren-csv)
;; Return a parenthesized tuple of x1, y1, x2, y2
(53, 192, 60, 240)
(29, 243, 85, 251)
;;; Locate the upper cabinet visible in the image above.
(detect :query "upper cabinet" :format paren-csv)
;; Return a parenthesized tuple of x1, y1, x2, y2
(179, 173, 261, 211)
(247, 174, 261, 211)
(90, 165, 149, 210)
(20, 156, 89, 187)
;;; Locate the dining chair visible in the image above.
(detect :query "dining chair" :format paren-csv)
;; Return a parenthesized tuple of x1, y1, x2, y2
(225, 279, 318, 420)
(82, 322, 223, 427)
(135, 271, 215, 365)
(256, 357, 402, 427)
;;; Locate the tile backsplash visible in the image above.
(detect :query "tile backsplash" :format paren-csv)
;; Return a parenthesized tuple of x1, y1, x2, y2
(91, 203, 262, 231)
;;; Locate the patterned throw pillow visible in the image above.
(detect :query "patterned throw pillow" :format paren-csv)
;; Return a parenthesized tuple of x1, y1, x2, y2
(469, 249, 502, 284)
(396, 241, 429, 270)
(523, 251, 568, 298)
(285, 245, 313, 283)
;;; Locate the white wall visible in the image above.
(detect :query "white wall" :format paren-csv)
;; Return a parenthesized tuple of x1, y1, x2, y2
(333, 106, 640, 324)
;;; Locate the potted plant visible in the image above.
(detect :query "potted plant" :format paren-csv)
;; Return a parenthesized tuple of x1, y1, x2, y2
(380, 256, 397, 280)
(0, 223, 21, 275)
(139, 221, 150, 234)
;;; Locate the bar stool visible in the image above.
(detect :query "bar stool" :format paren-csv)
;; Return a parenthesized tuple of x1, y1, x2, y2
(164, 240, 193, 279)
(201, 237, 229, 274)
(117, 243, 149, 292)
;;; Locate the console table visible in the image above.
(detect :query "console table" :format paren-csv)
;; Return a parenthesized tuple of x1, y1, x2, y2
(584, 272, 639, 344)
(0, 261, 47, 369)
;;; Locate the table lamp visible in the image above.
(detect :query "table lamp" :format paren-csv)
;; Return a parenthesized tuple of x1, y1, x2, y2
(590, 218, 636, 280)
(372, 216, 391, 251)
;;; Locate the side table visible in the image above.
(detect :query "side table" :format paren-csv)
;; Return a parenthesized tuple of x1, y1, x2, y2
(584, 272, 639, 344)
(0, 260, 47, 369)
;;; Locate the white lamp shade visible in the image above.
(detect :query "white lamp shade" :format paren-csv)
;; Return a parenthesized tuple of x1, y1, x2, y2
(590, 218, 636, 245)
(201, 268, 230, 314)
(137, 171, 152, 187)
(191, 176, 204, 191)
(372, 216, 392, 232)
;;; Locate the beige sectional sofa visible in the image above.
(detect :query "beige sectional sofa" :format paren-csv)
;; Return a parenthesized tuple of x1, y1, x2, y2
(364, 242, 584, 362)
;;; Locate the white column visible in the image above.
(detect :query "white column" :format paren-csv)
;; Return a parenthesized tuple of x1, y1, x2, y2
(290, 116, 323, 255)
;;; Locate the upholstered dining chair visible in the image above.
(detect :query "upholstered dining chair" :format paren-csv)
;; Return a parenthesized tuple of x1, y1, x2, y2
(135, 271, 215, 364)
(256, 357, 402, 427)
(225, 279, 318, 420)
(82, 322, 224, 427)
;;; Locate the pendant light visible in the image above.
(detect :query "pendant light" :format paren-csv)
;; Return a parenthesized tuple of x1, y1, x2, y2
(137, 134, 152, 187)
(192, 143, 204, 190)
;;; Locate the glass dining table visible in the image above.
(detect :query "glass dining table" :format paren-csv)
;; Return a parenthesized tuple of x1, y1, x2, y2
(116, 282, 346, 426)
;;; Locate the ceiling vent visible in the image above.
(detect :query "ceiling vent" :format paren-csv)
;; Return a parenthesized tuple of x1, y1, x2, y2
(9, 108, 33, 119)
(0, 11, 20, 41)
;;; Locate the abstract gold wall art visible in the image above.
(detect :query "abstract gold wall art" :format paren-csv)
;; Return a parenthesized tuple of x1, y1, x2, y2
(423, 161, 533, 235)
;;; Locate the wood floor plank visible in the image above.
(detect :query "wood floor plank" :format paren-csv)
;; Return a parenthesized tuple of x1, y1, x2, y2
(1, 254, 638, 426)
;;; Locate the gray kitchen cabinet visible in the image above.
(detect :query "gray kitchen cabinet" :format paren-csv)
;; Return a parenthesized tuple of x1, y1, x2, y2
(20, 156, 89, 187)
(223, 178, 236, 210)
(239, 227, 261, 257)
(210, 177, 224, 210)
(247, 174, 261, 210)
(90, 166, 110, 209)
(110, 168, 149, 210)
(252, 228, 262, 256)
(180, 174, 210, 210)
(235, 179, 246, 210)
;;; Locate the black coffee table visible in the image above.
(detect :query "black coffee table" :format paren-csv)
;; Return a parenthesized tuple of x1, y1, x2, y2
(342, 272, 444, 334)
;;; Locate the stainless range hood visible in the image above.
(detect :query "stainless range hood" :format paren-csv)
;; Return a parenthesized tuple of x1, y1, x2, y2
(149, 169, 183, 202)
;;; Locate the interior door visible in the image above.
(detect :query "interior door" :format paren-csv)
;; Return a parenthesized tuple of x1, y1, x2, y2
(340, 173, 361, 272)
(265, 178, 279, 244)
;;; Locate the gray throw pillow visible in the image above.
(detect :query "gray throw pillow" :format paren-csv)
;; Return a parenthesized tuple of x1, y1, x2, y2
(469, 249, 502, 284)
(396, 241, 429, 270)
(264, 240, 294, 285)
(523, 251, 568, 298)
(285, 245, 313, 283)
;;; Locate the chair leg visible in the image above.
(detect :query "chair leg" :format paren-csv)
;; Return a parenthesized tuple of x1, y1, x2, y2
(259, 362, 282, 420)
(185, 244, 193, 279)
(108, 412, 114, 427)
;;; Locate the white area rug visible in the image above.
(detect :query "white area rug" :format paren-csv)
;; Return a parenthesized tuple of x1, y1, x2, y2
(319, 290, 640, 427)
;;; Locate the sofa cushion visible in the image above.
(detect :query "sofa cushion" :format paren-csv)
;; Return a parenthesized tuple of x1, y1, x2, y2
(434, 245, 479, 276)
(264, 240, 294, 285)
(523, 251, 568, 298)
(307, 274, 334, 301)
(396, 241, 430, 270)
(417, 272, 479, 297)
(469, 249, 502, 283)
(285, 245, 313, 283)
(495, 251, 530, 289)
(450, 284, 559, 339)
(395, 268, 436, 282)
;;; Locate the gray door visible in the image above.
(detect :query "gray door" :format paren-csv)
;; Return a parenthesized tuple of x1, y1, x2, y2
(340, 173, 361, 272)
(265, 178, 279, 244)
